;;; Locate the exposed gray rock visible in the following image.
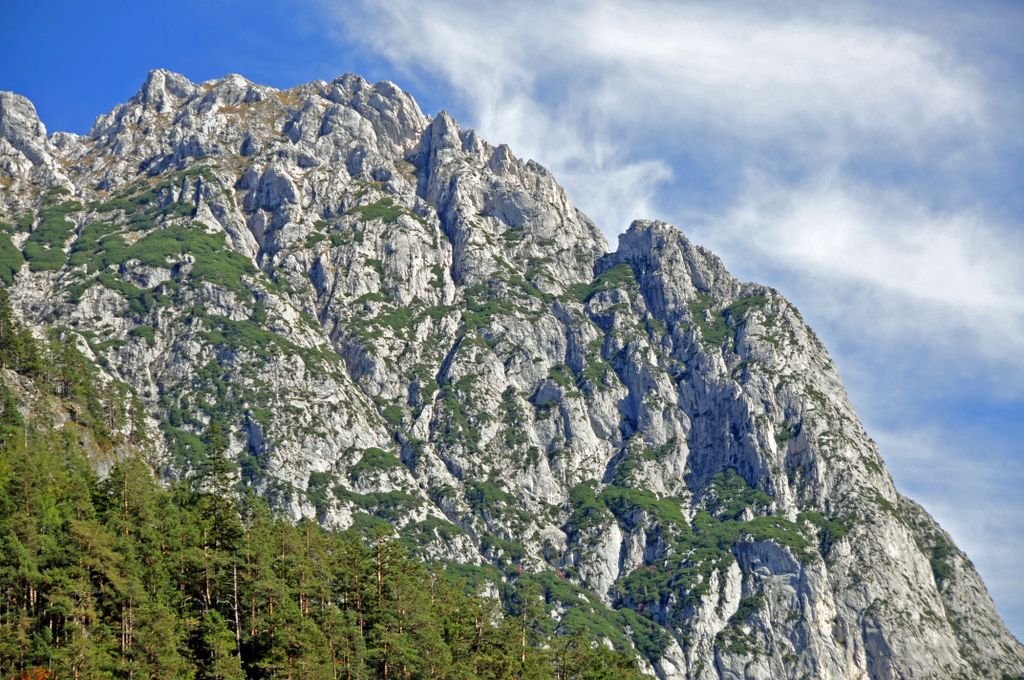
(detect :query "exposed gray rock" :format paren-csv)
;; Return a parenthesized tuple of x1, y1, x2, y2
(1, 70, 1019, 678)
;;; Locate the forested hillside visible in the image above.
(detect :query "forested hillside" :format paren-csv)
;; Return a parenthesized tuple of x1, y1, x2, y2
(0, 289, 643, 679)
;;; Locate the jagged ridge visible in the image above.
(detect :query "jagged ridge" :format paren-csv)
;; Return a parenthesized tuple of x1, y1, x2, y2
(0, 70, 1021, 678)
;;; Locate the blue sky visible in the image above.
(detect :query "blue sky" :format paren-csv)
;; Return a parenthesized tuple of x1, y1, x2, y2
(3, 0, 1022, 638)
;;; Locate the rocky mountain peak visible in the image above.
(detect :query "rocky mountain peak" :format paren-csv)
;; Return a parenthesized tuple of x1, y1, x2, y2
(611, 219, 740, 314)
(134, 67, 198, 112)
(0, 71, 1020, 678)
(0, 91, 57, 181)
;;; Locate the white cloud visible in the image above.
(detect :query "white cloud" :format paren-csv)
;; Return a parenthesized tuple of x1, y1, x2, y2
(698, 174, 1024, 376)
(327, 0, 991, 173)
(574, 4, 986, 147)
(556, 160, 674, 235)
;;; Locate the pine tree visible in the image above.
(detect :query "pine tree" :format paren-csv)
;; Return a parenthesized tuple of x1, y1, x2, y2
(330, 532, 373, 680)
(130, 598, 194, 679)
(0, 287, 40, 375)
(198, 609, 244, 680)
(128, 394, 147, 446)
(0, 381, 23, 451)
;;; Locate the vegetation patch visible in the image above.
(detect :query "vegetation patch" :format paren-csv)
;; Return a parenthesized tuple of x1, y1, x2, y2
(579, 354, 614, 389)
(464, 479, 518, 515)
(348, 447, 403, 481)
(798, 511, 853, 556)
(0, 234, 24, 284)
(564, 263, 637, 303)
(724, 294, 769, 320)
(381, 403, 404, 427)
(198, 312, 338, 371)
(400, 516, 466, 552)
(707, 468, 772, 519)
(93, 165, 219, 213)
(347, 196, 411, 224)
(464, 479, 533, 535)
(606, 487, 688, 529)
(501, 386, 529, 448)
(687, 292, 771, 351)
(565, 482, 614, 535)
(641, 438, 678, 462)
(687, 292, 729, 348)
(510, 570, 672, 661)
(22, 198, 81, 271)
(609, 470, 811, 641)
(436, 377, 484, 451)
(775, 422, 797, 448)
(306, 470, 334, 516)
(334, 488, 421, 524)
(547, 362, 576, 389)
(715, 593, 767, 656)
(68, 221, 260, 306)
(429, 263, 445, 289)
(461, 281, 524, 331)
(479, 532, 528, 568)
(927, 532, 954, 584)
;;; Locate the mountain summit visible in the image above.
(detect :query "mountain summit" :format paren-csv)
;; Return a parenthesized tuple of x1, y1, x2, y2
(1, 70, 1021, 677)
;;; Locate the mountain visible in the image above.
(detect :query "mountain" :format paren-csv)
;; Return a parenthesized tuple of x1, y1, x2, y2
(1, 69, 1021, 678)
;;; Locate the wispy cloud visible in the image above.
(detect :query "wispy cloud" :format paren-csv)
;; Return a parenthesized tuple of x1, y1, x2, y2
(699, 173, 1024, 380)
(333, 1, 990, 147)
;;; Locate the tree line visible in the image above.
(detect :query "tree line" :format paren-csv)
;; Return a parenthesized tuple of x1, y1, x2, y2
(0, 288, 645, 679)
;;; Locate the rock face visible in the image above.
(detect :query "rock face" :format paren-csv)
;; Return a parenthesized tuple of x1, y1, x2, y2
(1, 69, 1020, 677)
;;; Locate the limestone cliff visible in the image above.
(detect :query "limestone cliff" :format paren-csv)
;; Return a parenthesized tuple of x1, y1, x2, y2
(0, 71, 1020, 678)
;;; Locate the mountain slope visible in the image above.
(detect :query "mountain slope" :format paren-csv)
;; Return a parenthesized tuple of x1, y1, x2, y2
(1, 70, 1020, 678)
(0, 292, 646, 679)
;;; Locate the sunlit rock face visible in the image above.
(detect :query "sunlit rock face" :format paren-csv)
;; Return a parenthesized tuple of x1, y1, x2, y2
(1, 69, 1020, 678)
